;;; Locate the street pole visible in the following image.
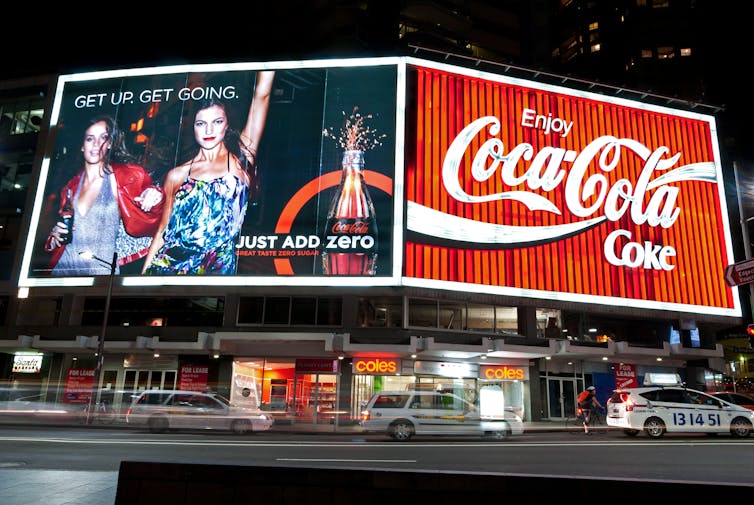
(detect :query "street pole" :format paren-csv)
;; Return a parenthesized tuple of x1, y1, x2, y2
(85, 251, 116, 424)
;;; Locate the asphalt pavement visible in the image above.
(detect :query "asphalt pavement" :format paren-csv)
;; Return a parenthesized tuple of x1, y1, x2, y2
(0, 420, 564, 505)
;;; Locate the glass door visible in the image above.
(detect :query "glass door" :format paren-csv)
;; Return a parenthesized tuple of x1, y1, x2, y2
(547, 378, 578, 420)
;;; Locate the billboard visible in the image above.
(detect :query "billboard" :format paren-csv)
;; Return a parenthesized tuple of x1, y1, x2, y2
(17, 56, 741, 317)
(402, 58, 741, 317)
(19, 58, 401, 287)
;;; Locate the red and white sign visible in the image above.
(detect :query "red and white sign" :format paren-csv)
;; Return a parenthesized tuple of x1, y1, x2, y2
(615, 363, 638, 389)
(179, 365, 209, 391)
(63, 367, 94, 403)
(295, 358, 338, 374)
(403, 59, 740, 317)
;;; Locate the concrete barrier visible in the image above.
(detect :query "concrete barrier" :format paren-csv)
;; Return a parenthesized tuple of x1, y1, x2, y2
(115, 460, 752, 504)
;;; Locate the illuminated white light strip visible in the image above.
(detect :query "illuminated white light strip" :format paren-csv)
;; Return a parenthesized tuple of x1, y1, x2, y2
(406, 201, 606, 244)
(391, 60, 407, 280)
(122, 276, 398, 287)
(401, 277, 740, 318)
(58, 57, 405, 84)
(19, 277, 95, 288)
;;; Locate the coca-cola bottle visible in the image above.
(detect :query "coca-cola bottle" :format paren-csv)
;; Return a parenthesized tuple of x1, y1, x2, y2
(322, 149, 378, 275)
(60, 188, 74, 244)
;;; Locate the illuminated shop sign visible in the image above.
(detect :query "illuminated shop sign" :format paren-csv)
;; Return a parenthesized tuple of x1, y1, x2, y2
(402, 58, 740, 317)
(414, 360, 478, 378)
(479, 364, 527, 381)
(19, 58, 400, 288)
(352, 357, 400, 375)
(295, 358, 338, 374)
(12, 353, 43, 373)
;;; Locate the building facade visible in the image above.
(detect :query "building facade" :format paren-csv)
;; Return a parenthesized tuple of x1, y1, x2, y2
(0, 55, 739, 429)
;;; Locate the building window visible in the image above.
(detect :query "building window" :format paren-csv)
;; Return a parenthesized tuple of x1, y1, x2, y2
(0, 97, 45, 135)
(680, 47, 692, 56)
(657, 46, 675, 59)
(238, 296, 341, 326)
(641, 49, 653, 58)
(588, 21, 598, 31)
(357, 297, 402, 328)
(81, 297, 224, 327)
(16, 297, 62, 326)
(408, 298, 518, 335)
(590, 43, 601, 53)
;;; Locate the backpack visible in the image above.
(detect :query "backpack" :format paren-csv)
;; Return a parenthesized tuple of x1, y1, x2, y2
(577, 390, 591, 404)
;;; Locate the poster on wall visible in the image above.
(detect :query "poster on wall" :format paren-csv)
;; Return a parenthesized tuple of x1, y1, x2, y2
(63, 367, 94, 403)
(402, 58, 741, 317)
(614, 363, 638, 389)
(178, 365, 209, 391)
(19, 59, 399, 287)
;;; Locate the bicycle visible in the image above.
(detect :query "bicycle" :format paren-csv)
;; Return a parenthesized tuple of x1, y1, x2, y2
(565, 406, 608, 434)
(92, 400, 117, 425)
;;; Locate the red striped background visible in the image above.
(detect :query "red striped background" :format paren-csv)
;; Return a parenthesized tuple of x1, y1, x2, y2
(403, 65, 734, 310)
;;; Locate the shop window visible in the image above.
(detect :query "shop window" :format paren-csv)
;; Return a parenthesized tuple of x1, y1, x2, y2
(357, 297, 402, 328)
(408, 298, 438, 328)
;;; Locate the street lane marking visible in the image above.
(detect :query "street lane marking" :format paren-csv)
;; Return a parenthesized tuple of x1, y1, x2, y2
(277, 458, 416, 463)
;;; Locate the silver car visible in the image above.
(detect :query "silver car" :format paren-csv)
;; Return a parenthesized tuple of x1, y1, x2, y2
(125, 390, 273, 434)
(360, 390, 524, 441)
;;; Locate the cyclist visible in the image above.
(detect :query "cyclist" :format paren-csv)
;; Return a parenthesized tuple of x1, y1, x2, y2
(576, 385, 603, 434)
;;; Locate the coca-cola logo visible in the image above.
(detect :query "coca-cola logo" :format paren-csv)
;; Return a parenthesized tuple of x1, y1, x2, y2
(330, 220, 370, 234)
(407, 115, 718, 272)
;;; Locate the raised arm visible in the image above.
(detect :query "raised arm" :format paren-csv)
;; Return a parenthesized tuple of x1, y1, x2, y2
(239, 70, 275, 160)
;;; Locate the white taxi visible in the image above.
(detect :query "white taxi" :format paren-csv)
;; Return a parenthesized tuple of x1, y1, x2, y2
(606, 373, 754, 438)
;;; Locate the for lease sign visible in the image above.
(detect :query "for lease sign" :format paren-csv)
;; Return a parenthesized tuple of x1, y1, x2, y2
(402, 58, 740, 317)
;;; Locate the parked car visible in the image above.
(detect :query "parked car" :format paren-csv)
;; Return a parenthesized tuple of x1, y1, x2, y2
(359, 390, 524, 441)
(606, 373, 754, 438)
(125, 390, 273, 434)
(0, 393, 86, 424)
(708, 391, 754, 411)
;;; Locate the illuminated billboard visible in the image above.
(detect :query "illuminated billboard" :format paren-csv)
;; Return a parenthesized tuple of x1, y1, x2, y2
(18, 56, 741, 317)
(19, 58, 401, 287)
(402, 58, 741, 317)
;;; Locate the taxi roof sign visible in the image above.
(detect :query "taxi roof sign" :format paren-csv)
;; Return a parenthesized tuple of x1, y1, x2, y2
(643, 372, 683, 386)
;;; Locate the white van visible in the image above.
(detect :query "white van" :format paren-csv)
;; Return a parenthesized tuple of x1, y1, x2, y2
(359, 390, 524, 441)
(606, 373, 754, 438)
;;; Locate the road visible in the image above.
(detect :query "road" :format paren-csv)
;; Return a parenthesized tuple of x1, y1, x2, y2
(1, 424, 753, 504)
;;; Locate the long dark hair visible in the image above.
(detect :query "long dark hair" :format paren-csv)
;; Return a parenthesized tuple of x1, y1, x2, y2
(84, 115, 138, 173)
(182, 99, 260, 200)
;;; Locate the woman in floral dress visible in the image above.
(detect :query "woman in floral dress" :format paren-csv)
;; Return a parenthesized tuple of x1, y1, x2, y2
(142, 70, 274, 275)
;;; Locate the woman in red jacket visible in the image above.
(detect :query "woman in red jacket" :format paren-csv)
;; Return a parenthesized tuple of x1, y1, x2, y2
(44, 115, 165, 275)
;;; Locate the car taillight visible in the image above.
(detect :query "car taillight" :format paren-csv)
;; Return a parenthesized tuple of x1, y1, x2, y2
(360, 410, 370, 422)
(621, 393, 634, 412)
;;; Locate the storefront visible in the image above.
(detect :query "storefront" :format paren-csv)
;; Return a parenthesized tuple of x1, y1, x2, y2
(350, 357, 530, 421)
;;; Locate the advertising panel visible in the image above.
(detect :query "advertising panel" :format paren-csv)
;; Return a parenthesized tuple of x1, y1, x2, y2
(19, 58, 400, 287)
(402, 58, 741, 317)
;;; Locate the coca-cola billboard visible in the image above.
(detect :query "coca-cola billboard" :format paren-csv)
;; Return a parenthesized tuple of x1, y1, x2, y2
(403, 59, 740, 317)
